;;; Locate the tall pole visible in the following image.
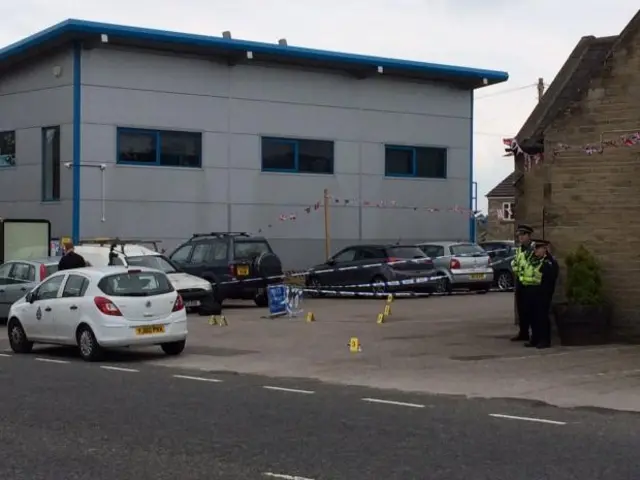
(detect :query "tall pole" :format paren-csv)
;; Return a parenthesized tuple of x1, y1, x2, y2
(323, 188, 330, 260)
(537, 78, 545, 102)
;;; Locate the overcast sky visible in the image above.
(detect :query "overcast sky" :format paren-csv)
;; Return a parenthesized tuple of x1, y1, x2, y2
(2, 1, 638, 213)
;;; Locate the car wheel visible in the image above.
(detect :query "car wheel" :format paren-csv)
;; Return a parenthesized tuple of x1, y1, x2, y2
(77, 326, 103, 362)
(497, 271, 514, 291)
(161, 340, 186, 356)
(435, 276, 451, 295)
(254, 291, 268, 307)
(371, 275, 387, 295)
(7, 318, 33, 354)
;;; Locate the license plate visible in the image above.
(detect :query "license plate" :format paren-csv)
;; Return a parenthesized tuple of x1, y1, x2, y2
(470, 274, 485, 280)
(135, 325, 165, 335)
(237, 265, 249, 276)
(185, 300, 200, 307)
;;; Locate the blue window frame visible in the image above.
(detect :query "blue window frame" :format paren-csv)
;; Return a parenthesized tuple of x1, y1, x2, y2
(117, 128, 202, 168)
(42, 126, 61, 201)
(0, 131, 16, 167)
(385, 145, 447, 179)
(261, 137, 334, 174)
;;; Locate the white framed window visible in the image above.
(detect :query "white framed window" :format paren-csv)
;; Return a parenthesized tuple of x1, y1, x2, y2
(501, 202, 515, 221)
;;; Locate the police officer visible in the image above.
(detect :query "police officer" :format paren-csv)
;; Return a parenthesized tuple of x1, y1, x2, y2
(528, 239, 559, 349)
(511, 224, 535, 342)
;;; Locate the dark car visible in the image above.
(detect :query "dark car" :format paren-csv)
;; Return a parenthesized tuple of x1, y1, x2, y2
(305, 244, 436, 294)
(479, 240, 515, 291)
(168, 232, 283, 307)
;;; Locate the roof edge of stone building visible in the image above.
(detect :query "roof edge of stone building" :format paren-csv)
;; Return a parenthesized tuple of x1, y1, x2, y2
(486, 172, 516, 198)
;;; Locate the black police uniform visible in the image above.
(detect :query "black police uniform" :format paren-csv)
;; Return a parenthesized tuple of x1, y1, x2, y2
(58, 250, 87, 271)
(529, 240, 559, 349)
(513, 224, 534, 341)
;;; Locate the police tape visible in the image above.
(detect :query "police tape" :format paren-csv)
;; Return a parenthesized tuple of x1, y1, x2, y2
(215, 247, 516, 287)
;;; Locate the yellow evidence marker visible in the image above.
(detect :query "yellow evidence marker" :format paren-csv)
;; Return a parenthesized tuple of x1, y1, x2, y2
(377, 313, 385, 324)
(383, 304, 391, 316)
(349, 337, 362, 353)
(386, 294, 394, 304)
(306, 311, 315, 322)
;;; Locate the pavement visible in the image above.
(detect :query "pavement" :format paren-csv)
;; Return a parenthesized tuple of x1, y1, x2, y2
(2, 353, 640, 479)
(5, 292, 640, 414)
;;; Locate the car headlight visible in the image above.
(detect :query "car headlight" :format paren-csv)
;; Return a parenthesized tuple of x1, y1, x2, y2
(203, 282, 213, 291)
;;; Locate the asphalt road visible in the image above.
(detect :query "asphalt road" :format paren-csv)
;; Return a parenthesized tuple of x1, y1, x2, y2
(2, 353, 640, 480)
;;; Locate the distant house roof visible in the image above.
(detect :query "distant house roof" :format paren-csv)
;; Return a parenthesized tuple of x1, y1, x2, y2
(515, 8, 640, 147)
(486, 172, 515, 198)
(0, 19, 509, 89)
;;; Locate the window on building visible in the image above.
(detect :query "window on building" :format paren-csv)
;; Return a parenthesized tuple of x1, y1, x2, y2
(0, 131, 16, 167)
(384, 145, 447, 179)
(42, 126, 60, 201)
(261, 137, 334, 174)
(501, 202, 515, 221)
(117, 128, 202, 168)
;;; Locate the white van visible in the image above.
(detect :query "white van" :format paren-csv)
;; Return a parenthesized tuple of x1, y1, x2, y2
(74, 243, 213, 311)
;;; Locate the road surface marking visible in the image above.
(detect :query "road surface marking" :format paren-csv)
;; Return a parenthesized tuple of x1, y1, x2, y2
(35, 357, 69, 364)
(263, 473, 315, 480)
(173, 374, 222, 383)
(0, 353, 11, 357)
(362, 398, 425, 408)
(489, 414, 566, 425)
(100, 365, 139, 373)
(263, 386, 315, 395)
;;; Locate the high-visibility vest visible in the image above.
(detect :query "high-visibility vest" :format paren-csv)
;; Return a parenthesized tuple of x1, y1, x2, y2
(519, 259, 543, 286)
(511, 246, 532, 277)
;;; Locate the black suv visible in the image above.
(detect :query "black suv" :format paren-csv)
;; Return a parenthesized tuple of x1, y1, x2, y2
(168, 232, 283, 307)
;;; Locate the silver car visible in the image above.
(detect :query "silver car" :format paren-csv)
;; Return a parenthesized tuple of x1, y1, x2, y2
(0, 258, 59, 321)
(417, 242, 494, 294)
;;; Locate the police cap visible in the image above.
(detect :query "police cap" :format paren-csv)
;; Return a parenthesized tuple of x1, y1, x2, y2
(516, 224, 534, 235)
(532, 239, 550, 249)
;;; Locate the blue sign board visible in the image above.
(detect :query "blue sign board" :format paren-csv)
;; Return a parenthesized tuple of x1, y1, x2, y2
(267, 284, 287, 317)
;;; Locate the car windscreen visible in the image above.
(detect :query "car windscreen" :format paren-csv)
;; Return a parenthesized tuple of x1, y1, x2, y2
(126, 255, 177, 273)
(97, 271, 174, 297)
(45, 264, 58, 278)
(386, 247, 427, 258)
(234, 241, 271, 259)
(450, 244, 487, 256)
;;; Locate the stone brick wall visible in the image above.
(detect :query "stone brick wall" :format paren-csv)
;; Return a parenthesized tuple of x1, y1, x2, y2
(486, 197, 515, 240)
(516, 27, 640, 336)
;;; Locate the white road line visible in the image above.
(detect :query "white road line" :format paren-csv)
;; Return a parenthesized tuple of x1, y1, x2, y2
(173, 374, 222, 383)
(263, 473, 315, 480)
(35, 357, 69, 364)
(263, 386, 315, 395)
(489, 413, 566, 425)
(100, 365, 139, 373)
(361, 398, 425, 409)
(0, 353, 11, 357)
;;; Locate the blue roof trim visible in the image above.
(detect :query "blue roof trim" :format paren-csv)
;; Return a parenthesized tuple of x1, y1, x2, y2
(0, 19, 509, 86)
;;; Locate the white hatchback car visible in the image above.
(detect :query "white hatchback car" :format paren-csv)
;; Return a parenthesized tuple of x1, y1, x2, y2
(6, 266, 188, 361)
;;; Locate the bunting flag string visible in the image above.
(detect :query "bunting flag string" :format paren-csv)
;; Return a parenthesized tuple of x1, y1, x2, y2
(255, 197, 477, 234)
(502, 131, 640, 171)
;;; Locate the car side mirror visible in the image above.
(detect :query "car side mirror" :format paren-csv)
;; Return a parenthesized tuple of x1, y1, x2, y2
(326, 258, 336, 265)
(26, 292, 35, 303)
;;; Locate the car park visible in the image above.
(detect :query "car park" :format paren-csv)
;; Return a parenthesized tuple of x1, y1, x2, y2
(74, 241, 214, 313)
(0, 257, 59, 322)
(479, 240, 515, 291)
(6, 266, 188, 361)
(306, 244, 435, 294)
(168, 232, 283, 307)
(417, 241, 493, 294)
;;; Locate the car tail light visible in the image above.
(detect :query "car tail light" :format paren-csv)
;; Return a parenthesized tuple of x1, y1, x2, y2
(39, 264, 47, 280)
(228, 264, 236, 276)
(386, 257, 402, 263)
(450, 258, 461, 269)
(94, 296, 123, 316)
(172, 294, 185, 312)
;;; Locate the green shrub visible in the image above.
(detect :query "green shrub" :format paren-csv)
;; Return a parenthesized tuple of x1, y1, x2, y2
(564, 245, 605, 306)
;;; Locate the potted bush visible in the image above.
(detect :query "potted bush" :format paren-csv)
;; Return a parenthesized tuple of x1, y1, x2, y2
(553, 245, 611, 346)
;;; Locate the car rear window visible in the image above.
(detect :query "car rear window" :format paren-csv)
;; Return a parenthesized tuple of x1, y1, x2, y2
(234, 241, 271, 259)
(45, 264, 58, 278)
(387, 247, 427, 258)
(450, 244, 486, 256)
(97, 271, 174, 297)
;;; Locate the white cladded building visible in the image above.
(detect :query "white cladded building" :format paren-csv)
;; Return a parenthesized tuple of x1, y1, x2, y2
(0, 19, 508, 268)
